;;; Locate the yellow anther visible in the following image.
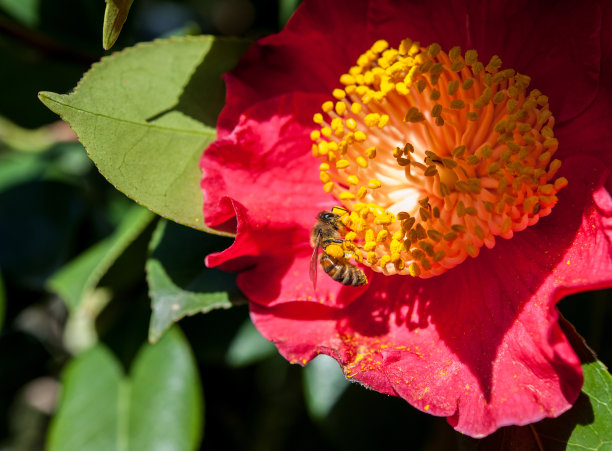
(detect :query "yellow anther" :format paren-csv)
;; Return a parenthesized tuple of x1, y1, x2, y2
(346, 118, 357, 130)
(371, 40, 389, 54)
(449, 46, 461, 60)
(465, 242, 478, 257)
(378, 114, 390, 128)
(364, 241, 377, 252)
(485, 55, 502, 73)
(321, 127, 332, 137)
(368, 179, 382, 189)
(313, 113, 324, 124)
(347, 175, 360, 185)
(350, 103, 362, 114)
(493, 91, 506, 104)
(317, 141, 329, 155)
(354, 131, 367, 142)
(425, 42, 439, 58)
(345, 231, 357, 242)
(364, 113, 381, 127)
(396, 82, 409, 95)
(408, 262, 421, 277)
(339, 191, 355, 200)
(367, 252, 378, 265)
(340, 74, 356, 85)
(392, 230, 404, 241)
(554, 177, 568, 190)
(322, 101, 334, 113)
(330, 117, 343, 129)
(320, 171, 330, 183)
(379, 255, 391, 267)
(333, 89, 346, 100)
(336, 159, 350, 169)
(319, 163, 330, 171)
(464, 49, 478, 65)
(335, 101, 347, 115)
(376, 230, 389, 242)
(323, 182, 334, 193)
(365, 146, 377, 159)
(450, 99, 465, 109)
(310, 130, 321, 141)
(390, 240, 402, 254)
(399, 38, 413, 55)
(356, 156, 368, 168)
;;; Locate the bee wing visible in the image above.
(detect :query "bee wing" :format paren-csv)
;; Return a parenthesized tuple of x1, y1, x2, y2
(309, 232, 321, 291)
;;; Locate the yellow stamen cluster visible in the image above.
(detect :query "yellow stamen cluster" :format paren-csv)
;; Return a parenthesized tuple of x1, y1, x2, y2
(311, 38, 567, 278)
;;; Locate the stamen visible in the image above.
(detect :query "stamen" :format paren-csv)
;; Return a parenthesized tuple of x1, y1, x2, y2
(311, 38, 566, 278)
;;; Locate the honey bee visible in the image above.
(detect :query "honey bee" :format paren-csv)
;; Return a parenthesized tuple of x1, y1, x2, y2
(310, 209, 368, 290)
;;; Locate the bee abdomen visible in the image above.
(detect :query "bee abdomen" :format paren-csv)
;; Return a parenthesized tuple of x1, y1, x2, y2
(320, 254, 367, 287)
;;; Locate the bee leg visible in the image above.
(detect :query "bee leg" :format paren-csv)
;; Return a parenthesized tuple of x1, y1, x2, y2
(321, 238, 344, 248)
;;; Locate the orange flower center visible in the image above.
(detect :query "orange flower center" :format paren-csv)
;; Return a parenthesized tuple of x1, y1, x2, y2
(311, 38, 567, 278)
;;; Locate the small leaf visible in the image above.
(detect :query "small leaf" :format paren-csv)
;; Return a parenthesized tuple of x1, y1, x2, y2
(39, 36, 249, 234)
(0, 0, 40, 27)
(147, 220, 240, 343)
(129, 327, 204, 450)
(279, 0, 300, 27)
(47, 346, 123, 451)
(47, 326, 203, 451)
(226, 319, 277, 367)
(48, 204, 154, 311)
(303, 354, 350, 420)
(103, 0, 134, 50)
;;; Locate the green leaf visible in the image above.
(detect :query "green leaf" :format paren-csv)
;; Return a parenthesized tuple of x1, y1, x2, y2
(48, 326, 203, 451)
(146, 220, 241, 343)
(38, 36, 249, 235)
(303, 354, 350, 420)
(48, 204, 154, 312)
(0, 0, 40, 27)
(279, 0, 300, 27)
(103, 0, 134, 50)
(47, 346, 123, 451)
(225, 319, 277, 367)
(129, 327, 204, 450)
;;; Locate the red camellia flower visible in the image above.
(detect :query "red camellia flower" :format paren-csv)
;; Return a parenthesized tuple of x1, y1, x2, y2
(200, 0, 612, 437)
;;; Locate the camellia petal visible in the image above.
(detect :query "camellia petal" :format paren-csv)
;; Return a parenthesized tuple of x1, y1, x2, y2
(201, 0, 612, 438)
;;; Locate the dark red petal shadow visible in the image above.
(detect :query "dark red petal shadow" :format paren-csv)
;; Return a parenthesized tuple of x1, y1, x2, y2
(218, 0, 602, 137)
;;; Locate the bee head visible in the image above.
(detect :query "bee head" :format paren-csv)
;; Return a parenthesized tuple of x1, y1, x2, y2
(318, 211, 337, 221)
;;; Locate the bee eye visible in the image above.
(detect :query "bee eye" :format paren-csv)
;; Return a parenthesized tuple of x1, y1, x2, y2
(323, 213, 334, 219)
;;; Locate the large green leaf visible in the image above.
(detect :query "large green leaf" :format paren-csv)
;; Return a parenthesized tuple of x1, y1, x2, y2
(48, 204, 154, 312)
(146, 220, 242, 343)
(47, 326, 203, 451)
(38, 36, 249, 234)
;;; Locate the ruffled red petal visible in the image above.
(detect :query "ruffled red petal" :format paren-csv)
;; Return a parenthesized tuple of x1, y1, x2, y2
(251, 159, 612, 436)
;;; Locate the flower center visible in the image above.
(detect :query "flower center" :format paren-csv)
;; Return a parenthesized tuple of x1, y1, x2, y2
(310, 38, 567, 278)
